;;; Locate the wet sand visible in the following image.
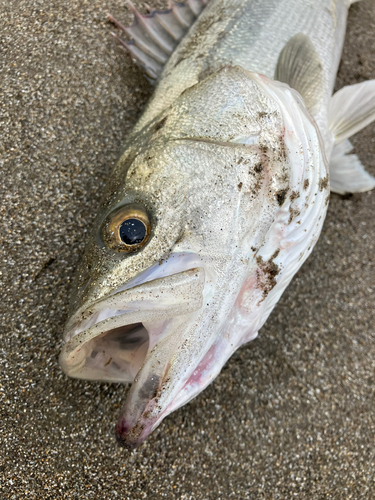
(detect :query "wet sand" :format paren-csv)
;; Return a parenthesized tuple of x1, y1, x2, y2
(1, 1, 374, 498)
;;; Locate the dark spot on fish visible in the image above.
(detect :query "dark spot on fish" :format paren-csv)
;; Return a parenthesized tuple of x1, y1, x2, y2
(256, 255, 280, 300)
(174, 56, 186, 68)
(271, 249, 280, 260)
(198, 66, 213, 82)
(325, 194, 330, 206)
(151, 385, 160, 400)
(288, 207, 301, 224)
(238, 182, 243, 190)
(174, 231, 186, 247)
(258, 111, 268, 119)
(251, 246, 257, 252)
(104, 357, 112, 367)
(137, 375, 160, 401)
(303, 179, 310, 190)
(276, 189, 287, 206)
(290, 191, 299, 201)
(152, 116, 167, 133)
(319, 175, 329, 191)
(254, 162, 263, 173)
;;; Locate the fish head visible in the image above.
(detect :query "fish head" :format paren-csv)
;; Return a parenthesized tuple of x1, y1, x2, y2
(60, 66, 328, 448)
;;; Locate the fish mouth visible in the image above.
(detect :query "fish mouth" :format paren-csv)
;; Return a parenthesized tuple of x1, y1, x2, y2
(60, 253, 215, 449)
(60, 258, 206, 384)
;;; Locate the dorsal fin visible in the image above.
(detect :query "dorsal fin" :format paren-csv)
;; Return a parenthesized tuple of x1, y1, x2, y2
(108, 1, 208, 83)
(275, 33, 324, 114)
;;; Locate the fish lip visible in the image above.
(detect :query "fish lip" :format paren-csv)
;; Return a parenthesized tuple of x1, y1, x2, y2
(115, 421, 145, 450)
(63, 252, 206, 341)
(115, 402, 172, 449)
(59, 262, 206, 381)
(114, 385, 171, 449)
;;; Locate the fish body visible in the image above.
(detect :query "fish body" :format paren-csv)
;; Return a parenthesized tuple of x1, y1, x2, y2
(138, 0, 348, 146)
(60, 0, 375, 448)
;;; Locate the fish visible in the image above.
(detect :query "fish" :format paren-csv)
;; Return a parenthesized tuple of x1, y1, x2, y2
(59, 0, 375, 449)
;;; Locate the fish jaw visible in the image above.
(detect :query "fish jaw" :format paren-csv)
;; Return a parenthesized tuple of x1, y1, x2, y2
(59, 262, 207, 383)
(114, 252, 253, 449)
(114, 312, 208, 449)
(114, 317, 253, 449)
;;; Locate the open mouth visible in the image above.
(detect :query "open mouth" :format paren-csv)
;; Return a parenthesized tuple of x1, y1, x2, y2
(76, 322, 150, 382)
(59, 257, 206, 383)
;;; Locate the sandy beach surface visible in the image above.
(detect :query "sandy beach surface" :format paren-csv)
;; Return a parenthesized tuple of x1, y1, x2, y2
(1, 1, 374, 498)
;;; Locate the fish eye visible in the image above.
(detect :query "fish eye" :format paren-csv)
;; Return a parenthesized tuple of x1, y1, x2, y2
(102, 204, 151, 252)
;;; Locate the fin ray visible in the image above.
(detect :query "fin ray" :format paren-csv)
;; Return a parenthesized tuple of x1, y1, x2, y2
(127, 2, 177, 54)
(170, 1, 196, 28)
(187, 0, 207, 16)
(109, 0, 208, 82)
(154, 10, 187, 40)
(108, 14, 169, 64)
(329, 139, 375, 194)
(328, 80, 375, 143)
(112, 35, 163, 80)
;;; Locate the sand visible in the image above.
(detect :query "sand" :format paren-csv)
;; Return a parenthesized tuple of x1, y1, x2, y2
(1, 0, 374, 498)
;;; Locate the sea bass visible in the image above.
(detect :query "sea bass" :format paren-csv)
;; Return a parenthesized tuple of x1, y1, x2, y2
(60, 0, 375, 448)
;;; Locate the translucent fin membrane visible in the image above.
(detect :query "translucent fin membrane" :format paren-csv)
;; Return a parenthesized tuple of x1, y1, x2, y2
(329, 139, 375, 194)
(108, 0, 209, 82)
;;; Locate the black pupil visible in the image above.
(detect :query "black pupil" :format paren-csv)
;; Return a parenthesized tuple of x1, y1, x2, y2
(119, 218, 146, 245)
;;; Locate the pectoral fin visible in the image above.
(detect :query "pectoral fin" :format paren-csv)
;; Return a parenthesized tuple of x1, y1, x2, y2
(328, 80, 375, 194)
(275, 33, 324, 114)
